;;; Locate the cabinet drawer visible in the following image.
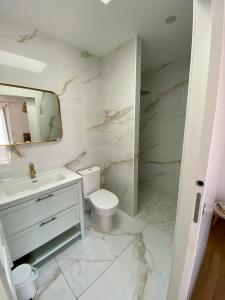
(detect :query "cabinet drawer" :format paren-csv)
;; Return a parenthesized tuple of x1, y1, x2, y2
(0, 184, 78, 237)
(7, 205, 80, 261)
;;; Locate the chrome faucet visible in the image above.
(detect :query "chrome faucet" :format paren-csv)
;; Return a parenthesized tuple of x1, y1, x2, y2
(29, 163, 37, 181)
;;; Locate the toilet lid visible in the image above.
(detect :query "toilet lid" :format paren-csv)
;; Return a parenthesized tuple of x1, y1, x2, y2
(89, 189, 119, 209)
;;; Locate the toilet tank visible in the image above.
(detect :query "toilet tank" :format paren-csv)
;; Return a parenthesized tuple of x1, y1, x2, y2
(78, 166, 100, 196)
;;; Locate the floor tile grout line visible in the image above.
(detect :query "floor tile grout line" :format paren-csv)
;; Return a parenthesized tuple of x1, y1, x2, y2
(139, 215, 175, 238)
(47, 218, 148, 299)
(53, 256, 78, 299)
(138, 219, 174, 258)
(76, 226, 148, 298)
(140, 222, 150, 233)
(52, 226, 139, 299)
(36, 214, 171, 299)
(76, 220, 172, 299)
(77, 240, 135, 298)
(55, 220, 168, 298)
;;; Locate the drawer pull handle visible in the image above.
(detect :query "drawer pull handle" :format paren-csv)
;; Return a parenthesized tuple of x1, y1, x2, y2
(36, 193, 54, 202)
(40, 217, 57, 227)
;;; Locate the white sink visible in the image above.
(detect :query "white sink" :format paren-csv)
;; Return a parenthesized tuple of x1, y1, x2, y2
(0, 167, 82, 205)
(4, 173, 66, 197)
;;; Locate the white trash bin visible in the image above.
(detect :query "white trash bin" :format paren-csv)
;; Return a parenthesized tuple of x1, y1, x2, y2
(12, 264, 38, 300)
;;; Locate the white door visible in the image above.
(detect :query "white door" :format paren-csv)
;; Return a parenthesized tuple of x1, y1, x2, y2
(0, 221, 17, 300)
(168, 0, 225, 299)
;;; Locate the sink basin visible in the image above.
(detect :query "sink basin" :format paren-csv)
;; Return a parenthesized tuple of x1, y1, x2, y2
(0, 167, 82, 203)
(4, 173, 66, 197)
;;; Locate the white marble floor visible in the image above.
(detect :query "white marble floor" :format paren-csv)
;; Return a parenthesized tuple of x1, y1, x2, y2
(35, 210, 173, 300)
(138, 184, 177, 236)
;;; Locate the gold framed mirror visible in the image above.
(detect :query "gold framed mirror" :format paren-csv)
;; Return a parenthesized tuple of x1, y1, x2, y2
(0, 83, 63, 146)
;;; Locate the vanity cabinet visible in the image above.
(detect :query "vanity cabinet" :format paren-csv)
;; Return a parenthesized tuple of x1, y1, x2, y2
(1, 184, 79, 238)
(0, 175, 85, 264)
(7, 205, 79, 261)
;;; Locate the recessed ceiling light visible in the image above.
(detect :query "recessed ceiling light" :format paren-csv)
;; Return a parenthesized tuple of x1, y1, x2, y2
(165, 16, 177, 24)
(99, 0, 112, 4)
(0, 50, 47, 73)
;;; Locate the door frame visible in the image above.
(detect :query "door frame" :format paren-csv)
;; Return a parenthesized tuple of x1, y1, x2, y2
(168, 0, 225, 299)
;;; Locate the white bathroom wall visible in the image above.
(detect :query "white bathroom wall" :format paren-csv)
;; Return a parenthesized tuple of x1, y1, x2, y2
(94, 38, 141, 216)
(0, 17, 141, 216)
(0, 17, 104, 179)
(139, 60, 189, 202)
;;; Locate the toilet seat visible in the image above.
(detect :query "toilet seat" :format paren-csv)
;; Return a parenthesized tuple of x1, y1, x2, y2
(89, 189, 119, 210)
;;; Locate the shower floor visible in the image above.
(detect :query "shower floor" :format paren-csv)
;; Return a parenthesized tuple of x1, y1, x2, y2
(138, 184, 177, 237)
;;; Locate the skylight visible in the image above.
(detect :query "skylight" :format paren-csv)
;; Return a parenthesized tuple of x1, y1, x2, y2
(99, 0, 112, 4)
(0, 50, 47, 73)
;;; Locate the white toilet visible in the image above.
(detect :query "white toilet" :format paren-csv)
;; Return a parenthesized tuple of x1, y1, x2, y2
(78, 166, 119, 232)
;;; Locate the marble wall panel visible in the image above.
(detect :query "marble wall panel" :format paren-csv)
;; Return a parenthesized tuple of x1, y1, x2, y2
(139, 60, 189, 202)
(0, 17, 104, 179)
(99, 38, 141, 216)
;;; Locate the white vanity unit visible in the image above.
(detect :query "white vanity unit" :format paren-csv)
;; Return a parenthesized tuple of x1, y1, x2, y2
(0, 167, 85, 265)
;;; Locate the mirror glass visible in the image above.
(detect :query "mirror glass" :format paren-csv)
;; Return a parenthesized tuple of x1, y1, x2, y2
(0, 84, 62, 145)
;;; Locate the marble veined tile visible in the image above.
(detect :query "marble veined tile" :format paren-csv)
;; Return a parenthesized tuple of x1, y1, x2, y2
(79, 224, 172, 300)
(55, 210, 147, 297)
(35, 258, 76, 300)
(142, 224, 173, 279)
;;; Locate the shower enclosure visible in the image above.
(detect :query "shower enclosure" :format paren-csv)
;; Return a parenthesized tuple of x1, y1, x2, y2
(138, 59, 190, 236)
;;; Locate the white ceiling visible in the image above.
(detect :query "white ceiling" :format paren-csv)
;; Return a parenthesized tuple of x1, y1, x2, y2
(0, 0, 193, 70)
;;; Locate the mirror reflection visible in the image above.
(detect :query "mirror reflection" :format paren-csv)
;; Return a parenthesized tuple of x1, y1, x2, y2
(0, 84, 62, 145)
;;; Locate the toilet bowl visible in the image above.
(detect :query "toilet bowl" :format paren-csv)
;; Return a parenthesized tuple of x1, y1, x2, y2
(89, 189, 119, 231)
(78, 167, 119, 232)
